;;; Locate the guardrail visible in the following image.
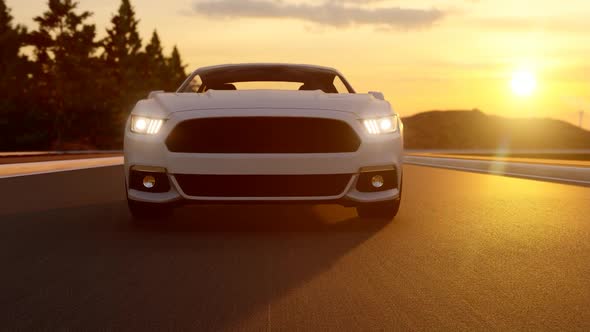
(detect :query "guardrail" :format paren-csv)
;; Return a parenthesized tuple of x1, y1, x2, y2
(404, 155, 590, 186)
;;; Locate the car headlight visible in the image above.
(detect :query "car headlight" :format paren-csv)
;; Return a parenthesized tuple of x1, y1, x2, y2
(362, 115, 398, 135)
(130, 115, 165, 135)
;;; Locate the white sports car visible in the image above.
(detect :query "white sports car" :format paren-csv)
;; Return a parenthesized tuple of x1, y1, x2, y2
(124, 63, 404, 222)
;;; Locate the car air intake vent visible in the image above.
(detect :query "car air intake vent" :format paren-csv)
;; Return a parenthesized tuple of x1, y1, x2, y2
(165, 117, 361, 153)
(174, 174, 352, 197)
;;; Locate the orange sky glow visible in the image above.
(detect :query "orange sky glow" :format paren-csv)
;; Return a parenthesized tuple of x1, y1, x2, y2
(8, 0, 590, 128)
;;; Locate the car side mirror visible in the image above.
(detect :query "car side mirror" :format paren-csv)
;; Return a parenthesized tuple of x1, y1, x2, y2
(148, 90, 165, 98)
(369, 91, 385, 100)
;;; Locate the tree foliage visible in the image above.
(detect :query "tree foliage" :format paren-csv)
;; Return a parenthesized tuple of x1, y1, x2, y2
(0, 0, 28, 97)
(29, 0, 99, 148)
(0, 0, 42, 149)
(101, 0, 144, 144)
(167, 46, 187, 91)
(142, 30, 168, 92)
(0, 0, 187, 150)
(103, 0, 141, 66)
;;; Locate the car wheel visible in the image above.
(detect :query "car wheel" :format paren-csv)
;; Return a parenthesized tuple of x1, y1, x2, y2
(127, 198, 173, 223)
(356, 199, 401, 220)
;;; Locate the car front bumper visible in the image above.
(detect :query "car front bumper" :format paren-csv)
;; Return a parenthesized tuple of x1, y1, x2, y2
(124, 109, 403, 206)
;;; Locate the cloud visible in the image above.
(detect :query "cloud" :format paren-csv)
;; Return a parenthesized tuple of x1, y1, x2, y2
(473, 16, 590, 33)
(191, 0, 445, 29)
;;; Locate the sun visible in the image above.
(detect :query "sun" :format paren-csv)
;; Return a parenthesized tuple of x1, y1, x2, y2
(510, 70, 537, 97)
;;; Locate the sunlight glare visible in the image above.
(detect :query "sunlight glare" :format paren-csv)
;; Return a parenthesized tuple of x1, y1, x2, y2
(510, 70, 537, 97)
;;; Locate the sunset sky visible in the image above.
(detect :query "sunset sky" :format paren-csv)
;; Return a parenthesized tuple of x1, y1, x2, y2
(8, 0, 590, 128)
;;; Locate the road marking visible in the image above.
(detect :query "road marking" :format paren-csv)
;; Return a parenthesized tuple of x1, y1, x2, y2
(0, 157, 124, 179)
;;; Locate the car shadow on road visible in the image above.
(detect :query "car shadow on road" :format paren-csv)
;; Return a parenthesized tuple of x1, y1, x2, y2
(136, 203, 389, 233)
(0, 200, 394, 331)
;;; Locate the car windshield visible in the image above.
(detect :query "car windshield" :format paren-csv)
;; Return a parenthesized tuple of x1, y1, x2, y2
(179, 65, 355, 94)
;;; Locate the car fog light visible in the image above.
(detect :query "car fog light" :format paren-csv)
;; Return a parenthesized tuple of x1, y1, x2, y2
(143, 176, 156, 189)
(371, 175, 384, 188)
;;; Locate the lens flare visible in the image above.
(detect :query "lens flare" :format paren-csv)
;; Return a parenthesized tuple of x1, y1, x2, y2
(510, 70, 537, 97)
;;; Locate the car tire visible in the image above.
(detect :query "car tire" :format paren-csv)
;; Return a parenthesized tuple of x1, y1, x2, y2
(356, 198, 401, 220)
(127, 198, 173, 223)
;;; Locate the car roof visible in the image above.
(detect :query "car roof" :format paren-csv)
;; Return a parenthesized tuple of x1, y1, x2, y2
(193, 63, 341, 75)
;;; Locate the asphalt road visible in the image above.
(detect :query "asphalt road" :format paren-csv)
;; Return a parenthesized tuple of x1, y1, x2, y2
(0, 165, 589, 331)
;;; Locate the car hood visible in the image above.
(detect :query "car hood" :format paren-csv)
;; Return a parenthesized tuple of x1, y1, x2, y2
(136, 90, 393, 118)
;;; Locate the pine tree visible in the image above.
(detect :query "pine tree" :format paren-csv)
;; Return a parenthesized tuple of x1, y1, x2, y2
(0, 0, 28, 99)
(166, 46, 187, 91)
(0, 0, 192, 150)
(145, 30, 165, 69)
(142, 30, 168, 91)
(103, 0, 141, 66)
(102, 0, 144, 141)
(0, 0, 41, 150)
(29, 0, 99, 148)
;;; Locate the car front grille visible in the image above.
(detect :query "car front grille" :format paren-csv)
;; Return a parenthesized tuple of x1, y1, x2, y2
(165, 117, 361, 153)
(174, 174, 352, 197)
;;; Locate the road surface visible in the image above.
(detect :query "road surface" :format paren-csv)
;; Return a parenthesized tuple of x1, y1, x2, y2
(0, 165, 589, 331)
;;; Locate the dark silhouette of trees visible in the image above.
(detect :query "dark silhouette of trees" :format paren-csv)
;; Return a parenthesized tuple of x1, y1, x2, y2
(167, 46, 187, 91)
(29, 0, 99, 149)
(0, 0, 187, 150)
(142, 30, 169, 92)
(101, 0, 144, 145)
(103, 0, 142, 67)
(0, 0, 40, 150)
(0, 0, 28, 100)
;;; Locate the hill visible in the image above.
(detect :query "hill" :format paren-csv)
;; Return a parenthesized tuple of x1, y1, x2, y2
(401, 110, 590, 150)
